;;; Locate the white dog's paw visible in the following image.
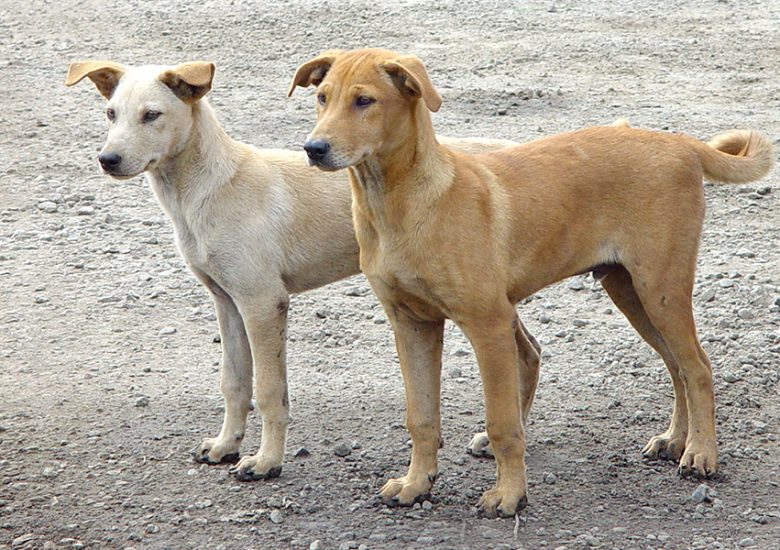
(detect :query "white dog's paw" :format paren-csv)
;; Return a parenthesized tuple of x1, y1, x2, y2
(467, 431, 494, 458)
(192, 437, 240, 465)
(229, 454, 283, 481)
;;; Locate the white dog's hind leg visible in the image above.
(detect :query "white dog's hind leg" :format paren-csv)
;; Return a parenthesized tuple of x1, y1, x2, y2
(231, 292, 291, 480)
(193, 287, 253, 464)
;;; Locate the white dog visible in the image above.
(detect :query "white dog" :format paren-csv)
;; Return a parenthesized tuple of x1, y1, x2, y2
(65, 60, 517, 480)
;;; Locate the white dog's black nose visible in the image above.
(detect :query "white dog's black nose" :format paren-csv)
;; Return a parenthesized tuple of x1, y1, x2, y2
(303, 140, 330, 162)
(98, 152, 122, 171)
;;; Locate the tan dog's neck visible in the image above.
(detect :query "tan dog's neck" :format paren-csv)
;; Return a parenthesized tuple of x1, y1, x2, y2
(150, 99, 238, 192)
(350, 101, 451, 224)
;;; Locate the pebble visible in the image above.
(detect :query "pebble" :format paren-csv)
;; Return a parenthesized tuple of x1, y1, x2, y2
(539, 313, 552, 324)
(734, 247, 755, 258)
(38, 201, 57, 213)
(135, 396, 150, 407)
(12, 533, 36, 547)
(422, 500, 433, 510)
(452, 347, 470, 357)
(543, 472, 557, 484)
(448, 367, 463, 378)
(309, 541, 322, 550)
(737, 308, 754, 320)
(701, 289, 716, 302)
(344, 286, 370, 297)
(691, 483, 712, 503)
(718, 279, 735, 288)
(269, 509, 284, 524)
(722, 373, 741, 383)
(738, 538, 755, 547)
(158, 326, 177, 336)
(567, 279, 585, 291)
(77, 206, 95, 216)
(334, 443, 352, 457)
(144, 524, 159, 534)
(42, 467, 59, 479)
(294, 447, 311, 458)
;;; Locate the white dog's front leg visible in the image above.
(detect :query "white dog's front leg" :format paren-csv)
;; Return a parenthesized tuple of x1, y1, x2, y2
(230, 294, 290, 480)
(193, 288, 253, 464)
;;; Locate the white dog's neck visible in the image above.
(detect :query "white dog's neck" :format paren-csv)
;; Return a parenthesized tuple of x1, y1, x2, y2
(149, 99, 239, 195)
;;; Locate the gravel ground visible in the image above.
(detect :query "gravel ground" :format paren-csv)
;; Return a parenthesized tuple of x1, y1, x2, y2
(1, 1, 779, 549)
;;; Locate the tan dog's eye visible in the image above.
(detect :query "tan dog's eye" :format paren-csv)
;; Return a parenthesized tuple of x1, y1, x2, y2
(317, 93, 327, 106)
(143, 110, 162, 123)
(355, 96, 375, 108)
(106, 108, 116, 122)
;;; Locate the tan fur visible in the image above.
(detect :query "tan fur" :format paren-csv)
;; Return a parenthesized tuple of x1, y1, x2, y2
(66, 60, 517, 481)
(290, 48, 773, 517)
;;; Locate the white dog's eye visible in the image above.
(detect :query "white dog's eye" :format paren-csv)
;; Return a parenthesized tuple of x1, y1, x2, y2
(106, 108, 116, 122)
(317, 93, 326, 106)
(143, 110, 162, 123)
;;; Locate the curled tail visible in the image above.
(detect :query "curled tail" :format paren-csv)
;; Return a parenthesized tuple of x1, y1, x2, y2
(693, 130, 774, 184)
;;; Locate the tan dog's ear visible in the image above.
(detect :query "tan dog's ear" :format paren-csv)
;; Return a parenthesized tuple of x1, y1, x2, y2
(288, 50, 342, 96)
(160, 62, 215, 103)
(65, 61, 126, 99)
(383, 55, 442, 113)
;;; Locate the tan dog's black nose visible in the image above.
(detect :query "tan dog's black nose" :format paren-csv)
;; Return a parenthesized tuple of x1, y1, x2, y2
(98, 152, 122, 172)
(303, 139, 330, 162)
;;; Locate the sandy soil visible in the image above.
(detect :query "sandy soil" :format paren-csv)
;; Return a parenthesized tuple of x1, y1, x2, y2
(1, 1, 779, 549)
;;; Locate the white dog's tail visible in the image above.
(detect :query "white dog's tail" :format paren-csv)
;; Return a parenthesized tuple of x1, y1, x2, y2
(692, 130, 774, 184)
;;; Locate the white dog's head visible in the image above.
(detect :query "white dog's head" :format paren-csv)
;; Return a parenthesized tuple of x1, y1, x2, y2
(65, 60, 215, 178)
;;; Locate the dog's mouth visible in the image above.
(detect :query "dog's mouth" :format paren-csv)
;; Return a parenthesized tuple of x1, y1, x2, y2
(102, 159, 157, 179)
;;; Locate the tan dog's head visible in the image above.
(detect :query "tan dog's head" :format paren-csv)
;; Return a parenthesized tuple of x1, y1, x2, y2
(288, 48, 442, 171)
(65, 60, 215, 178)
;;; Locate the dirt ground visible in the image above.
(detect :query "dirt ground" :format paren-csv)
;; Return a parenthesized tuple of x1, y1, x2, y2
(1, 1, 779, 549)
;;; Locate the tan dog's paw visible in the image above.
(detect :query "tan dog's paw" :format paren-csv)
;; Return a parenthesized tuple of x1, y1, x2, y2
(379, 473, 434, 506)
(229, 455, 283, 481)
(467, 432, 494, 458)
(677, 441, 718, 479)
(642, 432, 686, 462)
(192, 437, 241, 465)
(478, 486, 528, 518)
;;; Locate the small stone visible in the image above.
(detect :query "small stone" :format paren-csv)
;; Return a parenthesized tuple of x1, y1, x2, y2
(417, 536, 435, 544)
(144, 524, 159, 534)
(42, 467, 59, 479)
(334, 443, 352, 457)
(718, 279, 734, 288)
(12, 533, 36, 547)
(344, 286, 370, 297)
(691, 483, 712, 503)
(543, 472, 557, 484)
(452, 347, 470, 357)
(701, 289, 716, 302)
(422, 500, 433, 510)
(722, 373, 741, 383)
(269, 509, 283, 524)
(135, 396, 150, 408)
(158, 326, 176, 336)
(567, 278, 585, 291)
(38, 201, 57, 213)
(737, 308, 754, 320)
(734, 248, 755, 258)
(294, 447, 310, 458)
(738, 538, 755, 547)
(539, 313, 552, 324)
(448, 367, 463, 378)
(572, 319, 588, 327)
(309, 542, 322, 550)
(77, 206, 95, 216)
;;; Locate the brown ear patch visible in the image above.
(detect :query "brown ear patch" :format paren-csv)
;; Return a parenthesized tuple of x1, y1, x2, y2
(160, 61, 215, 103)
(65, 61, 126, 99)
(288, 50, 343, 97)
(383, 56, 442, 113)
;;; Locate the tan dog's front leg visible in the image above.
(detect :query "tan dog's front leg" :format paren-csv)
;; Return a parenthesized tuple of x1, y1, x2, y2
(230, 294, 291, 480)
(380, 310, 444, 506)
(468, 318, 541, 459)
(461, 309, 529, 518)
(193, 289, 253, 464)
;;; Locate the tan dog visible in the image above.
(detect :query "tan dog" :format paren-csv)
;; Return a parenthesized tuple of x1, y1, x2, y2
(65, 60, 517, 481)
(289, 48, 773, 516)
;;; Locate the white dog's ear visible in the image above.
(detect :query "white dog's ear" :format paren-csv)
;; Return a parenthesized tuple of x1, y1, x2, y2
(288, 50, 342, 96)
(65, 61, 126, 99)
(160, 62, 215, 103)
(383, 55, 442, 113)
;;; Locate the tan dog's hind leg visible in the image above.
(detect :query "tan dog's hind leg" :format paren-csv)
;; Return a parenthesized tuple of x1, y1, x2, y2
(600, 267, 688, 462)
(461, 305, 529, 517)
(468, 318, 541, 459)
(628, 266, 717, 478)
(230, 293, 291, 480)
(193, 289, 253, 464)
(380, 311, 445, 506)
